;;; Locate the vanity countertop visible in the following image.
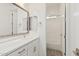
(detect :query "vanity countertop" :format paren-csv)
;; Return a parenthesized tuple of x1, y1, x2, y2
(0, 31, 39, 55)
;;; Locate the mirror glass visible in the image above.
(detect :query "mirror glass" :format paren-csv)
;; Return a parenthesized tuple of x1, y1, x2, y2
(0, 3, 12, 36)
(11, 4, 29, 35)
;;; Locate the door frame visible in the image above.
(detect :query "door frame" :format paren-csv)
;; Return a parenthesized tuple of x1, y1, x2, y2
(64, 3, 66, 56)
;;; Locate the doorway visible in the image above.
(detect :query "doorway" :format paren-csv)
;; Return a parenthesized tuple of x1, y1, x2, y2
(46, 3, 65, 56)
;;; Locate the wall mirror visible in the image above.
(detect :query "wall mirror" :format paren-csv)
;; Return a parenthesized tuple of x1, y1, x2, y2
(11, 3, 29, 35)
(0, 3, 29, 37)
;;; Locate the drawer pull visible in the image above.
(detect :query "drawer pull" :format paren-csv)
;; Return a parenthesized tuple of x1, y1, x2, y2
(18, 49, 26, 54)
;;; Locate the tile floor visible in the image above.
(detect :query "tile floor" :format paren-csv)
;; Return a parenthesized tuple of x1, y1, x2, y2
(47, 48, 63, 56)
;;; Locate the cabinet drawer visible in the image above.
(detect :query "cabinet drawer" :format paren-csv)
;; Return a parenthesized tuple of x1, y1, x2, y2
(8, 45, 28, 56)
(27, 39, 39, 56)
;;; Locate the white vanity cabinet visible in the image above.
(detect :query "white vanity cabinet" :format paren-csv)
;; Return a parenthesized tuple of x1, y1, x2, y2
(6, 39, 39, 56)
(27, 39, 39, 56)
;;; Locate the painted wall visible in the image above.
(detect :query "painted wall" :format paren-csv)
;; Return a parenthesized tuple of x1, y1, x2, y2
(66, 3, 79, 56)
(24, 3, 46, 56)
(46, 3, 60, 16)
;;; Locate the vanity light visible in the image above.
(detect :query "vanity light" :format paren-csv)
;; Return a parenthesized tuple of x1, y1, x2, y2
(46, 15, 64, 19)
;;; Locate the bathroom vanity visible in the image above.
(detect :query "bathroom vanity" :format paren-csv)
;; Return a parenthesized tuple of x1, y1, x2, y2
(0, 3, 40, 56)
(0, 31, 39, 56)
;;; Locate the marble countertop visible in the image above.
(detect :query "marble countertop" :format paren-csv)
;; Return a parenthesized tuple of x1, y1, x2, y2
(0, 31, 39, 55)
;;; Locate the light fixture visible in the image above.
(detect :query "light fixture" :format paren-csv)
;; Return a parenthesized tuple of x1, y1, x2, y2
(46, 16, 57, 19)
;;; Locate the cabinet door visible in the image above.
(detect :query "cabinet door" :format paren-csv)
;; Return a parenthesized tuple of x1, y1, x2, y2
(8, 45, 28, 56)
(27, 39, 39, 56)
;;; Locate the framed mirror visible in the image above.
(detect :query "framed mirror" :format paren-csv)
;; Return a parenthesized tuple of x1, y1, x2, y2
(11, 3, 29, 35)
(0, 3, 29, 37)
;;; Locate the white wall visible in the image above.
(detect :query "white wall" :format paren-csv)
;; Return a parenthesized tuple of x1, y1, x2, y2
(66, 3, 79, 56)
(24, 3, 46, 56)
(46, 3, 60, 16)
(24, 3, 29, 11)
